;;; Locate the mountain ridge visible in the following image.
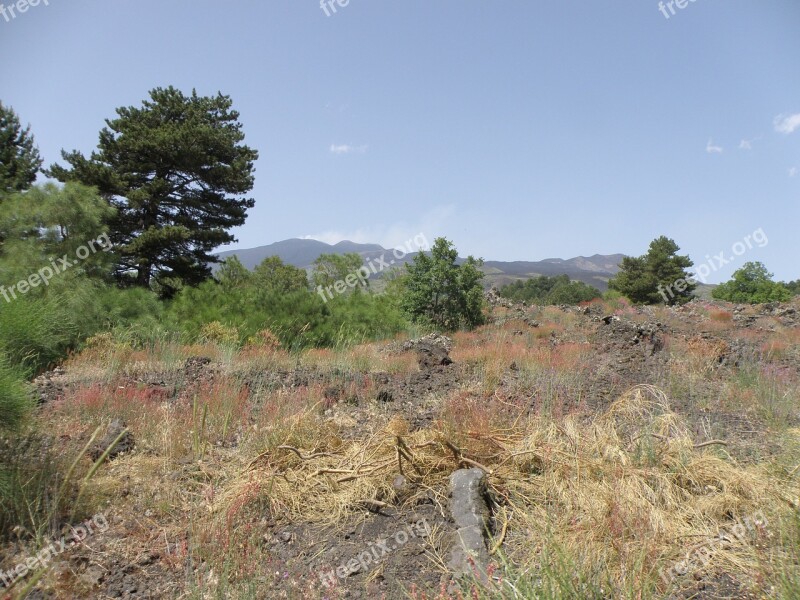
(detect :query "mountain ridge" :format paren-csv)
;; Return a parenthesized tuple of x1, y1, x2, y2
(216, 239, 624, 291)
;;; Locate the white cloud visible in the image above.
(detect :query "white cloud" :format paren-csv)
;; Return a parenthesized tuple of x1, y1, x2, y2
(302, 205, 456, 250)
(329, 143, 368, 155)
(790, 167, 799, 178)
(774, 113, 800, 135)
(739, 139, 753, 150)
(706, 139, 723, 154)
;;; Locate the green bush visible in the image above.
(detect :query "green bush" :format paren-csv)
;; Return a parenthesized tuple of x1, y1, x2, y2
(499, 275, 601, 305)
(399, 237, 485, 331)
(712, 262, 792, 304)
(166, 256, 409, 349)
(0, 355, 32, 432)
(783, 280, 800, 297)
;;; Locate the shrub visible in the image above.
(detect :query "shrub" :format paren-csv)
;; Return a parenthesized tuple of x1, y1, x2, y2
(0, 354, 32, 432)
(400, 237, 485, 331)
(499, 275, 601, 305)
(712, 262, 793, 304)
(199, 321, 240, 346)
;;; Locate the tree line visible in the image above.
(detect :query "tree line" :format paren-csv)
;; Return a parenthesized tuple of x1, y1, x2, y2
(607, 236, 797, 306)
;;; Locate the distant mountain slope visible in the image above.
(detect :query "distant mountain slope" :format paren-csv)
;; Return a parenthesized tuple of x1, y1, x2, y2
(216, 238, 416, 271)
(216, 239, 624, 291)
(482, 254, 625, 290)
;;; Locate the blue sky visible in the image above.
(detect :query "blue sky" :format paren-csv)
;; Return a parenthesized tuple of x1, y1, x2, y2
(1, 0, 798, 282)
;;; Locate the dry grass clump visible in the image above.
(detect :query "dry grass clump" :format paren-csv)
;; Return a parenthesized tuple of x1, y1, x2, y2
(451, 325, 592, 398)
(501, 386, 786, 591)
(298, 342, 419, 375)
(667, 335, 731, 379)
(214, 385, 794, 594)
(217, 414, 453, 528)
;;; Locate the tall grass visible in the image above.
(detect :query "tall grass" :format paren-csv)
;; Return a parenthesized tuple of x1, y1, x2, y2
(0, 424, 116, 544)
(0, 354, 33, 432)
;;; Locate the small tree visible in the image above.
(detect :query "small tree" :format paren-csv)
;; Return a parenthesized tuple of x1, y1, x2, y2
(609, 236, 695, 305)
(253, 256, 309, 295)
(0, 183, 115, 284)
(312, 253, 365, 290)
(215, 256, 253, 289)
(400, 237, 485, 331)
(781, 280, 800, 297)
(712, 262, 792, 304)
(0, 102, 42, 196)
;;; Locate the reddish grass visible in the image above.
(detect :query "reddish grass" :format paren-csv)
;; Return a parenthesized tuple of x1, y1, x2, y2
(709, 309, 733, 322)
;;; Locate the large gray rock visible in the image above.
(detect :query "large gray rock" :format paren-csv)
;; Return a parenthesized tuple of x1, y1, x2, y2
(448, 468, 491, 580)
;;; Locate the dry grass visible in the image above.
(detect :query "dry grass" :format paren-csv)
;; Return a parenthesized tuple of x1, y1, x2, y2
(17, 302, 800, 598)
(209, 385, 796, 596)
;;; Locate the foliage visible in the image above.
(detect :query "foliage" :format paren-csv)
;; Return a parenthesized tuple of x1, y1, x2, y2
(0, 181, 162, 375)
(498, 274, 601, 305)
(0, 355, 32, 432)
(0, 182, 115, 279)
(0, 102, 42, 196)
(609, 236, 695, 305)
(712, 262, 793, 304)
(48, 86, 258, 296)
(167, 256, 406, 348)
(253, 256, 309, 295)
(400, 237, 485, 331)
(0, 281, 151, 376)
(781, 280, 800, 297)
(312, 252, 366, 291)
(199, 321, 240, 346)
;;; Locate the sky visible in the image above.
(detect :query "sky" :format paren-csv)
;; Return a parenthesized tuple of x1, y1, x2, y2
(1, 0, 799, 283)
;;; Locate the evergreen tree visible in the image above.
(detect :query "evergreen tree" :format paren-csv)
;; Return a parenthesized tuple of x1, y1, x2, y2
(609, 236, 695, 305)
(254, 256, 309, 295)
(498, 275, 601, 305)
(312, 253, 366, 291)
(0, 183, 114, 285)
(0, 102, 42, 196)
(47, 87, 258, 297)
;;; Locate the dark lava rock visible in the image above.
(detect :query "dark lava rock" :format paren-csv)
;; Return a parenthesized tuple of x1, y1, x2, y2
(89, 419, 134, 461)
(415, 342, 453, 369)
(376, 388, 394, 403)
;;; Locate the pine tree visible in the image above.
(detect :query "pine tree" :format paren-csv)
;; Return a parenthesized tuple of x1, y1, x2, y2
(47, 87, 258, 296)
(609, 236, 696, 305)
(0, 102, 42, 196)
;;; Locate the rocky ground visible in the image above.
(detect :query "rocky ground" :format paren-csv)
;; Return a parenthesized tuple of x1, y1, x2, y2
(4, 296, 799, 599)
